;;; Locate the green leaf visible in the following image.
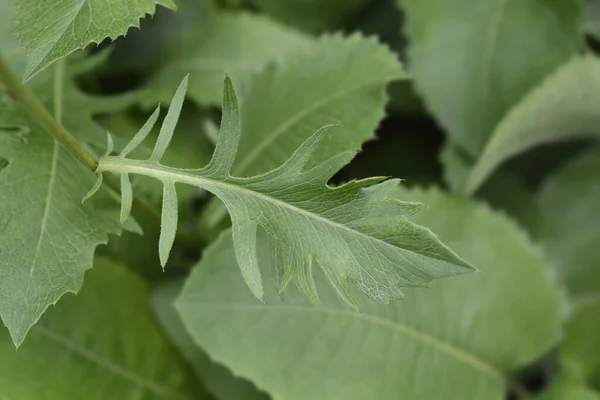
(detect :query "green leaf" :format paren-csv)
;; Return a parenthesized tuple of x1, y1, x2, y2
(250, 0, 370, 33)
(467, 56, 600, 194)
(0, 50, 140, 345)
(14, 0, 176, 80)
(0, 103, 122, 347)
(536, 147, 600, 298)
(0, 258, 208, 399)
(529, 362, 600, 400)
(175, 187, 562, 400)
(561, 298, 600, 391)
(403, 0, 582, 157)
(151, 280, 269, 400)
(200, 33, 406, 227)
(93, 76, 473, 306)
(145, 12, 311, 107)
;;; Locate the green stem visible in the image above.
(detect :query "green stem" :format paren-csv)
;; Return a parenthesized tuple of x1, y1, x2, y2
(0, 54, 203, 249)
(0, 55, 98, 170)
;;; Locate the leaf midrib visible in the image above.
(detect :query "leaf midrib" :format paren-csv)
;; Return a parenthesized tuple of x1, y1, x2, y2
(188, 302, 505, 383)
(99, 158, 451, 275)
(29, 141, 59, 276)
(34, 325, 190, 399)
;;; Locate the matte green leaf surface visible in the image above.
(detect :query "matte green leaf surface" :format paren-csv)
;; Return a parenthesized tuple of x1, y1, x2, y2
(561, 299, 600, 391)
(96, 76, 472, 306)
(0, 258, 206, 399)
(250, 0, 370, 33)
(14, 0, 176, 80)
(536, 147, 600, 298)
(467, 56, 600, 194)
(200, 33, 405, 227)
(151, 281, 269, 400)
(403, 0, 582, 157)
(530, 364, 600, 400)
(0, 104, 123, 346)
(176, 187, 561, 400)
(146, 12, 311, 107)
(0, 50, 140, 345)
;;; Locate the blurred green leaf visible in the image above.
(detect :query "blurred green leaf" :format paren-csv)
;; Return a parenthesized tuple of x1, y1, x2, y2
(561, 299, 600, 392)
(536, 147, 600, 298)
(467, 56, 600, 194)
(14, 0, 176, 80)
(177, 187, 561, 400)
(151, 280, 269, 400)
(529, 361, 600, 400)
(402, 0, 582, 158)
(145, 12, 311, 107)
(250, 0, 371, 33)
(0, 258, 208, 399)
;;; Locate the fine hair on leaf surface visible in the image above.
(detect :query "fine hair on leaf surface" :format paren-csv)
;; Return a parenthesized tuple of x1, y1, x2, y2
(88, 75, 475, 307)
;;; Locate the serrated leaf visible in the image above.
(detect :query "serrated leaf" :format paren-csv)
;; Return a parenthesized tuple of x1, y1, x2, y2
(0, 100, 124, 347)
(0, 258, 208, 399)
(175, 187, 562, 400)
(14, 0, 176, 80)
(536, 147, 600, 298)
(403, 0, 582, 158)
(145, 12, 311, 107)
(201, 33, 406, 227)
(94, 76, 473, 306)
(151, 280, 269, 400)
(0, 48, 140, 345)
(467, 56, 600, 194)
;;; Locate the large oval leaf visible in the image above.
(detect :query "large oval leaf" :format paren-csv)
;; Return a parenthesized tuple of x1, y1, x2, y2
(176, 187, 561, 400)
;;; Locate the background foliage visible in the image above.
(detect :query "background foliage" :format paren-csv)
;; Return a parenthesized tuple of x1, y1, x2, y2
(1, 0, 599, 399)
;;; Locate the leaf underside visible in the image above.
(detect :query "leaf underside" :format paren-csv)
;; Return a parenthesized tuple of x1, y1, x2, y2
(92, 75, 474, 307)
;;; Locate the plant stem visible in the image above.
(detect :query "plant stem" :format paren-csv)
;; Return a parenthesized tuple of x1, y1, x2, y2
(0, 54, 203, 249)
(0, 55, 98, 170)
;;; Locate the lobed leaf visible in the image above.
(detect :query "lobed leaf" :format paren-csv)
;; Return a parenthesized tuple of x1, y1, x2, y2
(92, 76, 474, 307)
(14, 0, 176, 80)
(175, 187, 562, 400)
(200, 33, 406, 227)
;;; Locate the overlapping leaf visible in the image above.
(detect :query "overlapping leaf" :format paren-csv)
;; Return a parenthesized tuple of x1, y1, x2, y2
(249, 0, 370, 33)
(200, 33, 406, 227)
(403, 0, 582, 158)
(560, 299, 600, 391)
(92, 76, 473, 306)
(467, 56, 600, 194)
(151, 281, 269, 400)
(536, 147, 600, 298)
(0, 258, 208, 399)
(1, 9, 142, 345)
(14, 0, 176, 80)
(145, 12, 311, 107)
(175, 187, 562, 400)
